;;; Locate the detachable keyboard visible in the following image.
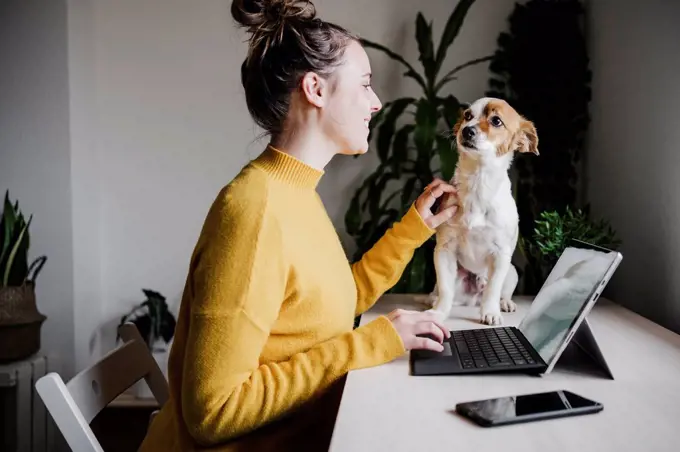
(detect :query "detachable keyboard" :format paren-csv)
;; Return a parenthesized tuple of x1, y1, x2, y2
(452, 327, 536, 369)
(410, 326, 548, 376)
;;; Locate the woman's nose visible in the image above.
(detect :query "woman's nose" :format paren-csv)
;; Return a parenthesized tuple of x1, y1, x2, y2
(371, 91, 382, 113)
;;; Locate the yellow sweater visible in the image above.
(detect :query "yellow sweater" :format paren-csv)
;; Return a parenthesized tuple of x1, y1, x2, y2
(139, 146, 435, 451)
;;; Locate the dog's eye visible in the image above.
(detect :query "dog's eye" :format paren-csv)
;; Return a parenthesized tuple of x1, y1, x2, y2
(490, 116, 503, 127)
(464, 111, 473, 121)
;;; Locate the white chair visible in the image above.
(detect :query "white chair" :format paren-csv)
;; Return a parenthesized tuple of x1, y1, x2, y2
(35, 323, 170, 452)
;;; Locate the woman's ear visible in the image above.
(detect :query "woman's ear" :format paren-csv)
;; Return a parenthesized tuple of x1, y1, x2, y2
(516, 120, 539, 155)
(300, 72, 327, 108)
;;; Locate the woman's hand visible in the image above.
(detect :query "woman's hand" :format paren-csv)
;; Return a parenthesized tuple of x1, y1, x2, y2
(414, 178, 458, 229)
(387, 309, 451, 352)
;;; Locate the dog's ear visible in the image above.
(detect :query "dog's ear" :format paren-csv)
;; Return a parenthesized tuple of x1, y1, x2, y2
(515, 120, 539, 155)
(452, 103, 470, 137)
(453, 116, 464, 138)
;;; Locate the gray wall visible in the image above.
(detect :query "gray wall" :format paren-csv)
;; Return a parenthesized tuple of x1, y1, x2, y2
(0, 0, 74, 375)
(586, 0, 680, 334)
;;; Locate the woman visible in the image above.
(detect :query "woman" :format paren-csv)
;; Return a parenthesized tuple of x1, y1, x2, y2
(139, 0, 458, 450)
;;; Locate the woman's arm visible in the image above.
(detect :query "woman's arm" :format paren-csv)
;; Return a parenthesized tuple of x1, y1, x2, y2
(181, 191, 405, 446)
(352, 180, 458, 316)
(351, 204, 434, 315)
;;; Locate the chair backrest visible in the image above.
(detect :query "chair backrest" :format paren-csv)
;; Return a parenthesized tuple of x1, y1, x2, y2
(35, 322, 170, 452)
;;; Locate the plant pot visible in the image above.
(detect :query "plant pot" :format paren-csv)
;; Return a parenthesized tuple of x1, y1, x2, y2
(0, 283, 47, 362)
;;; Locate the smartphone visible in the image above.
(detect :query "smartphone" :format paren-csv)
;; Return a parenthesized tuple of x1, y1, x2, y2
(455, 390, 603, 427)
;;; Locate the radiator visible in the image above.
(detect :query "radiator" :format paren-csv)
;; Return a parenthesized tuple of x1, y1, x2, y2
(0, 354, 55, 452)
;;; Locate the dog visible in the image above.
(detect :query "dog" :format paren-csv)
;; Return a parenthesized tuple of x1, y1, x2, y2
(425, 97, 539, 325)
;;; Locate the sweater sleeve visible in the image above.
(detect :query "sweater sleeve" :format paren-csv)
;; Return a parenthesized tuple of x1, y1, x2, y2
(181, 190, 405, 447)
(352, 204, 435, 316)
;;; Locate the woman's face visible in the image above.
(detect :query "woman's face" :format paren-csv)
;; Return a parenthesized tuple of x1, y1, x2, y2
(320, 40, 382, 155)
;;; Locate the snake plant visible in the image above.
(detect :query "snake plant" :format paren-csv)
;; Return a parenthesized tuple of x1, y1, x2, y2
(0, 191, 47, 287)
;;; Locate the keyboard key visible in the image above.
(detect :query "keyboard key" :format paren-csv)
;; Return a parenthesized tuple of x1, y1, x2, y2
(455, 341, 469, 354)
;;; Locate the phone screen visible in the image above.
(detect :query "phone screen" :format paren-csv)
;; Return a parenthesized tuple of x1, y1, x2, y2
(457, 390, 600, 425)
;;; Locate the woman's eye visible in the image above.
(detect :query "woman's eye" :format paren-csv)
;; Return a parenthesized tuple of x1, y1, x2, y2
(490, 116, 503, 127)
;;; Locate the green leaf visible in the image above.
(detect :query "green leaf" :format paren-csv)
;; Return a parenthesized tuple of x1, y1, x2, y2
(391, 124, 415, 176)
(3, 215, 31, 286)
(376, 98, 415, 162)
(360, 39, 427, 91)
(436, 135, 457, 181)
(434, 0, 476, 77)
(415, 13, 436, 85)
(438, 95, 462, 129)
(413, 99, 438, 159)
(401, 177, 419, 208)
(369, 172, 399, 219)
(434, 55, 493, 93)
(1, 192, 16, 265)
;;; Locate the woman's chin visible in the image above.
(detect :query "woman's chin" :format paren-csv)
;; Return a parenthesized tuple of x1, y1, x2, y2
(339, 145, 368, 156)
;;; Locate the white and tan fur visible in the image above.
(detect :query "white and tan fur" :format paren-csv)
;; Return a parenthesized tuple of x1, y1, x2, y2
(426, 97, 539, 325)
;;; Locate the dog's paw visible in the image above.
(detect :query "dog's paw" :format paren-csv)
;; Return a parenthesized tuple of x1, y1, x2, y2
(500, 298, 517, 313)
(480, 307, 503, 326)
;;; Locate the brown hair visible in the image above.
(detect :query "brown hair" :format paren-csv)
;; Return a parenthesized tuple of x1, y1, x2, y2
(231, 0, 357, 136)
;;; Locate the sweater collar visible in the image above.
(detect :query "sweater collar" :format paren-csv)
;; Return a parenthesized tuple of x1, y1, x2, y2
(252, 145, 324, 189)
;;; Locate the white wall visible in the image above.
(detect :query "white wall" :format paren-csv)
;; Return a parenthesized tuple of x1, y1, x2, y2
(586, 0, 680, 334)
(66, 0, 518, 368)
(0, 0, 74, 375)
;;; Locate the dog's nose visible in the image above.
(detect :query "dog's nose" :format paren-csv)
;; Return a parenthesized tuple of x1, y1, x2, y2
(462, 126, 476, 141)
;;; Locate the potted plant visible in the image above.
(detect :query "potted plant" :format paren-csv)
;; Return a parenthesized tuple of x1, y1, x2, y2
(0, 191, 48, 362)
(486, 0, 592, 243)
(117, 288, 176, 351)
(118, 288, 176, 397)
(518, 205, 622, 294)
(345, 0, 491, 295)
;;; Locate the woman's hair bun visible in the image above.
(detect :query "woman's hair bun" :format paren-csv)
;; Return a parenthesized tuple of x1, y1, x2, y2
(231, 0, 355, 137)
(231, 0, 316, 36)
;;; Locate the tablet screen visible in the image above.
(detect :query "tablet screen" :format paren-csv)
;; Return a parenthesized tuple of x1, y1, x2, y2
(518, 247, 620, 364)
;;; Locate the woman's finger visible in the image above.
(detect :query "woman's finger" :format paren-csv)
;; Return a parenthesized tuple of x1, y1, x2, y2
(426, 204, 458, 228)
(431, 183, 456, 194)
(412, 336, 445, 352)
(415, 312, 451, 339)
(414, 321, 445, 343)
(424, 178, 446, 191)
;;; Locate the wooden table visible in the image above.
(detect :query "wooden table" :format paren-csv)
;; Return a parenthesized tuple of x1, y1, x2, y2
(329, 294, 680, 452)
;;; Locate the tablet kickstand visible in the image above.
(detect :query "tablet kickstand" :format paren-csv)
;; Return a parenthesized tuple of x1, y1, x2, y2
(553, 317, 614, 380)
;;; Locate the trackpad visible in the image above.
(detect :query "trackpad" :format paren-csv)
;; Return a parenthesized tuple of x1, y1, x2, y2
(441, 341, 453, 356)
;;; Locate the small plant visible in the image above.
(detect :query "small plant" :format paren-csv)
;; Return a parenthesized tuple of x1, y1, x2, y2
(118, 289, 176, 349)
(0, 191, 47, 287)
(518, 205, 621, 293)
(345, 0, 491, 294)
